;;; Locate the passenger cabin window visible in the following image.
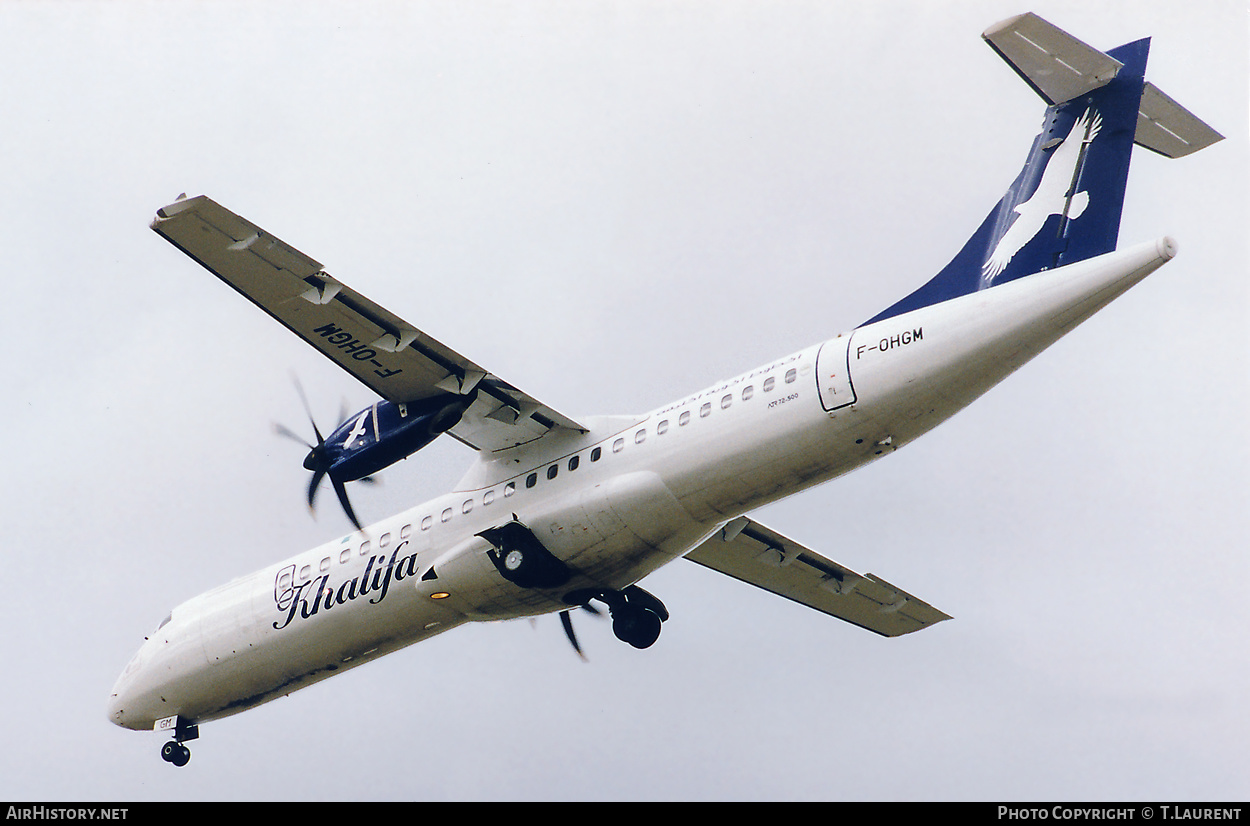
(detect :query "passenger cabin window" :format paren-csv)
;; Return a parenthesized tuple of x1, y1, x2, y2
(462, 499, 473, 514)
(742, 385, 754, 401)
(339, 549, 351, 564)
(320, 557, 331, 573)
(504, 482, 516, 497)
(657, 420, 669, 435)
(441, 508, 453, 523)
(785, 368, 797, 383)
(421, 515, 433, 531)
(591, 447, 602, 462)
(380, 533, 391, 548)
(721, 394, 732, 409)
(764, 376, 776, 392)
(613, 438, 625, 453)
(679, 411, 691, 426)
(526, 473, 538, 488)
(484, 490, 495, 506)
(700, 403, 711, 418)
(568, 455, 579, 471)
(635, 429, 646, 444)
(359, 541, 371, 556)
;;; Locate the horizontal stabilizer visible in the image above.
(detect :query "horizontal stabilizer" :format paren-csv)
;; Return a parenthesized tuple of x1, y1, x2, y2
(984, 13, 1223, 159)
(1135, 82, 1225, 158)
(685, 517, 950, 637)
(983, 12, 1122, 104)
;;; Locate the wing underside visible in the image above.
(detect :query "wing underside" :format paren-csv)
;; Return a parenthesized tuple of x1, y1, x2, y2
(151, 195, 585, 453)
(685, 517, 950, 637)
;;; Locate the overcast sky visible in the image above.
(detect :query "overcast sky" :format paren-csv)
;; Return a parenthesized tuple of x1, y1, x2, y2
(2, 0, 1246, 802)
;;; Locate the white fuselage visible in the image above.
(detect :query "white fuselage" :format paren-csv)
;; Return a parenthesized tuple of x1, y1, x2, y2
(107, 239, 1175, 732)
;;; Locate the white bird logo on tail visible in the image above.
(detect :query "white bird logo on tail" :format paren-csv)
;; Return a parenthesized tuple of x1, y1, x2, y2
(983, 107, 1103, 279)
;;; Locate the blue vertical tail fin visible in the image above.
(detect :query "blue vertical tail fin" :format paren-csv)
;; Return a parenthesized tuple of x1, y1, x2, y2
(867, 14, 1221, 326)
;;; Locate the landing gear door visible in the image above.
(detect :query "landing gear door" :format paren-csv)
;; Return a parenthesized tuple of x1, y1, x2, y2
(815, 335, 856, 412)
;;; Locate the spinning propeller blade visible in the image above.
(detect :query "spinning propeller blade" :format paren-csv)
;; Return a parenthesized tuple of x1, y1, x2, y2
(275, 376, 366, 531)
(330, 476, 363, 532)
(560, 611, 587, 662)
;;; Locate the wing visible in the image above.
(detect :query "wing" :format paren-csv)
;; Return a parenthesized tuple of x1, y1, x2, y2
(151, 195, 586, 453)
(685, 517, 950, 637)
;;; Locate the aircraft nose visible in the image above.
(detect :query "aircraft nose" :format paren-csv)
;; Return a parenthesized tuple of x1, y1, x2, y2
(107, 650, 144, 730)
(107, 689, 127, 727)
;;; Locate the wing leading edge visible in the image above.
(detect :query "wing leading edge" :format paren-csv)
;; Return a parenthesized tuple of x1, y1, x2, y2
(152, 195, 586, 453)
(685, 517, 950, 637)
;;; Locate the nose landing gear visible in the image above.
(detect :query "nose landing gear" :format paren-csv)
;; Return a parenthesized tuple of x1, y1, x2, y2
(156, 715, 198, 768)
(160, 740, 191, 767)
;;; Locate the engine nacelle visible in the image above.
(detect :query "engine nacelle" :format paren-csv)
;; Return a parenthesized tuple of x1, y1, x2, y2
(313, 395, 468, 483)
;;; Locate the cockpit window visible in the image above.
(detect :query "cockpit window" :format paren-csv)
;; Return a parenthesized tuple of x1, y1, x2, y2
(157, 614, 172, 631)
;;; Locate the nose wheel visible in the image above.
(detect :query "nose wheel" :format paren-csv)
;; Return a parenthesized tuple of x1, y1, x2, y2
(160, 740, 191, 767)
(156, 715, 198, 767)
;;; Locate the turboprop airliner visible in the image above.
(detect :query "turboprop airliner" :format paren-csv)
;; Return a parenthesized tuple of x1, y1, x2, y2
(108, 13, 1222, 766)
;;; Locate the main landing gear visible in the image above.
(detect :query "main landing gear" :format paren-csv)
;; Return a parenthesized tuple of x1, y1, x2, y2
(566, 584, 670, 651)
(157, 716, 198, 767)
(602, 585, 668, 649)
(476, 517, 671, 654)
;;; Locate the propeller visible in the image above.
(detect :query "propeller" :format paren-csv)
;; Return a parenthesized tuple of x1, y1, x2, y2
(559, 611, 586, 661)
(557, 601, 602, 662)
(274, 377, 368, 531)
